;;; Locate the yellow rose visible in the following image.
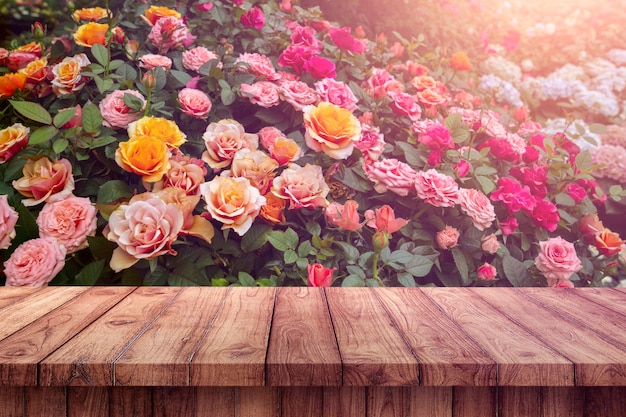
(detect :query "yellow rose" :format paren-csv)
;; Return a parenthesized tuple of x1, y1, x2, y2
(0, 123, 29, 164)
(144, 5, 181, 25)
(127, 116, 186, 149)
(74, 23, 109, 48)
(73, 7, 111, 22)
(115, 135, 171, 182)
(303, 101, 361, 160)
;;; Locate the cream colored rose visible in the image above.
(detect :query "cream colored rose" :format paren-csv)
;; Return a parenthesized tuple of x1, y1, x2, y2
(200, 176, 266, 236)
(13, 157, 75, 206)
(202, 119, 259, 171)
(51, 53, 90, 96)
(271, 163, 329, 209)
(226, 149, 279, 195)
(303, 101, 361, 160)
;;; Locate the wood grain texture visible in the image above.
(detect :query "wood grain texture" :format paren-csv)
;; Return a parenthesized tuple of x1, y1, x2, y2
(366, 387, 408, 417)
(474, 288, 626, 386)
(561, 288, 626, 315)
(0, 287, 134, 386)
(374, 289, 496, 386)
(68, 387, 109, 417)
(25, 386, 66, 417)
(452, 387, 495, 417)
(323, 387, 366, 417)
(40, 287, 181, 386)
(196, 387, 235, 417)
(267, 288, 341, 386)
(110, 387, 153, 417)
(423, 288, 573, 386)
(238, 387, 279, 417)
(584, 387, 626, 417)
(0, 287, 41, 309)
(191, 288, 275, 386)
(152, 387, 194, 417)
(409, 387, 452, 417)
(281, 386, 323, 417)
(498, 386, 540, 417)
(541, 387, 584, 417)
(326, 288, 419, 386)
(0, 386, 23, 417)
(115, 287, 227, 386)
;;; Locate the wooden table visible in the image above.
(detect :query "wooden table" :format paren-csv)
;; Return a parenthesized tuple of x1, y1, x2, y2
(0, 286, 625, 417)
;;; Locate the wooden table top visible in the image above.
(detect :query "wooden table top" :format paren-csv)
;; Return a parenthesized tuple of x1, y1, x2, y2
(0, 286, 624, 388)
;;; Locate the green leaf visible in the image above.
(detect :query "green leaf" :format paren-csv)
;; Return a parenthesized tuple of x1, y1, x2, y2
(29, 125, 58, 145)
(267, 230, 291, 251)
(87, 235, 116, 260)
(342, 275, 366, 287)
(298, 240, 315, 257)
(97, 180, 133, 204)
(211, 278, 230, 287)
(170, 70, 193, 87)
(52, 138, 69, 154)
(396, 142, 425, 167)
(10, 100, 52, 125)
(476, 175, 496, 194)
(334, 241, 359, 264)
(123, 93, 145, 112)
(170, 263, 210, 286)
(405, 255, 435, 277)
(296, 257, 309, 271)
(334, 166, 372, 193)
(116, 64, 138, 83)
(444, 113, 463, 130)
(346, 265, 366, 279)
(397, 271, 416, 287)
(284, 249, 298, 264)
(386, 250, 414, 268)
(503, 255, 531, 287)
(555, 193, 575, 207)
(284, 227, 300, 249)
(575, 150, 593, 172)
(75, 259, 105, 285)
(94, 76, 115, 94)
(241, 223, 271, 252)
(588, 123, 607, 135)
(82, 102, 103, 135)
(238, 271, 257, 287)
(306, 221, 321, 236)
(53, 108, 77, 128)
(450, 247, 469, 284)
(91, 43, 109, 66)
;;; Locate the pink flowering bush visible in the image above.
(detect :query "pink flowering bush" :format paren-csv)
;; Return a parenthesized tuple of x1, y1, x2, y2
(1, 0, 625, 287)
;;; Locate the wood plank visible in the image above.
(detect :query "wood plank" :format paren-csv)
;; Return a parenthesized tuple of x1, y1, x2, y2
(409, 387, 452, 417)
(0, 287, 41, 309)
(374, 289, 496, 386)
(541, 387, 584, 417)
(323, 387, 366, 417)
(24, 386, 66, 417)
(110, 387, 153, 417)
(196, 387, 235, 417)
(0, 386, 23, 417)
(114, 287, 228, 386)
(68, 387, 109, 417)
(567, 288, 626, 315)
(0, 286, 89, 341)
(584, 387, 626, 417)
(452, 387, 495, 417)
(281, 387, 323, 417)
(423, 288, 573, 386)
(267, 288, 341, 386)
(0, 286, 135, 386)
(498, 386, 540, 417)
(238, 387, 278, 417)
(191, 288, 275, 386)
(366, 387, 408, 417)
(152, 387, 194, 417)
(473, 288, 626, 386)
(39, 287, 181, 386)
(325, 288, 419, 386)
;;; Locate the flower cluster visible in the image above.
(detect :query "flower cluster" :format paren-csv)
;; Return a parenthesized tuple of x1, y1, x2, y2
(0, 0, 625, 288)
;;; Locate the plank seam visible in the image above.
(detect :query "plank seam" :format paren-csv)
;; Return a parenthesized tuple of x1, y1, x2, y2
(323, 288, 346, 387)
(263, 288, 279, 387)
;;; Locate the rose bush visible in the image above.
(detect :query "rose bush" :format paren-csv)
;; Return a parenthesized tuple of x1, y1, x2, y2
(0, 0, 625, 287)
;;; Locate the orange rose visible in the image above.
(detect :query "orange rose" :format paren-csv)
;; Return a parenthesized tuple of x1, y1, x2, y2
(115, 135, 171, 182)
(417, 88, 447, 107)
(303, 101, 361, 160)
(269, 136, 303, 166)
(73, 7, 111, 22)
(260, 192, 286, 224)
(411, 75, 437, 91)
(74, 23, 109, 48)
(14, 42, 42, 57)
(127, 116, 186, 149)
(0, 73, 27, 98)
(307, 263, 335, 287)
(450, 51, 471, 71)
(144, 5, 181, 25)
(13, 157, 75, 206)
(595, 229, 624, 257)
(0, 123, 29, 164)
(18, 58, 47, 84)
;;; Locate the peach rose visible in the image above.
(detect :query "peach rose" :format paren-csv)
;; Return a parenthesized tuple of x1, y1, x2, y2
(115, 135, 171, 183)
(303, 101, 361, 160)
(436, 225, 460, 249)
(416, 88, 447, 107)
(162, 153, 207, 195)
(14, 42, 42, 57)
(51, 53, 90, 96)
(200, 176, 266, 236)
(307, 263, 335, 287)
(4, 237, 66, 286)
(104, 195, 185, 272)
(534, 237, 582, 286)
(202, 119, 259, 171)
(0, 195, 18, 250)
(99, 89, 146, 129)
(182, 46, 220, 71)
(127, 116, 186, 149)
(37, 195, 97, 254)
(259, 192, 286, 224)
(458, 188, 496, 231)
(0, 123, 29, 164)
(481, 233, 500, 254)
(18, 58, 47, 84)
(139, 54, 173, 71)
(364, 205, 409, 234)
(13, 157, 75, 206)
(235, 53, 280, 81)
(74, 22, 109, 47)
(325, 199, 362, 231)
(178, 88, 212, 119)
(363, 158, 417, 197)
(73, 7, 110, 22)
(226, 149, 279, 195)
(0, 72, 27, 98)
(258, 126, 285, 150)
(594, 229, 624, 257)
(477, 263, 497, 281)
(144, 5, 181, 25)
(271, 163, 329, 209)
(279, 80, 319, 111)
(240, 82, 281, 108)
(414, 169, 460, 208)
(268, 137, 303, 166)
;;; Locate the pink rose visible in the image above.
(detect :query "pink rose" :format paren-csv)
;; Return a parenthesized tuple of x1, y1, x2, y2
(57, 105, 82, 129)
(240, 6, 265, 30)
(235, 53, 280, 81)
(566, 183, 587, 203)
(481, 233, 500, 254)
(240, 81, 281, 107)
(37, 195, 97, 254)
(530, 198, 560, 232)
(8, 52, 38, 72)
(436, 225, 459, 249)
(416, 88, 447, 107)
(364, 205, 409, 234)
(414, 169, 460, 208)
(534, 236, 582, 286)
(104, 195, 185, 272)
(178, 88, 212, 119)
(454, 160, 470, 178)
(315, 78, 358, 112)
(148, 17, 195, 54)
(162, 152, 207, 195)
(477, 263, 497, 281)
(325, 200, 362, 231)
(303, 56, 336, 79)
(0, 195, 18, 250)
(490, 177, 535, 214)
(355, 124, 385, 161)
(139, 54, 173, 70)
(279, 80, 319, 111)
(278, 45, 316, 74)
(458, 188, 496, 231)
(200, 176, 265, 235)
(196, 2, 214, 11)
(388, 92, 422, 121)
(328, 26, 367, 53)
(13, 157, 75, 206)
(500, 216, 519, 235)
(307, 263, 335, 287)
(271, 163, 329, 209)
(202, 119, 259, 171)
(258, 126, 286, 150)
(182, 46, 220, 71)
(99, 89, 145, 129)
(366, 68, 395, 99)
(4, 237, 66, 286)
(0, 123, 29, 164)
(289, 24, 322, 52)
(364, 158, 417, 196)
